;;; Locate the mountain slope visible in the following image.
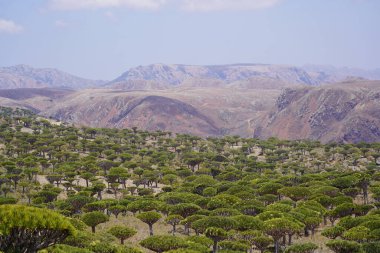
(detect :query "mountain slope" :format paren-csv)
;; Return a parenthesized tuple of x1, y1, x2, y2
(42, 89, 229, 136)
(254, 80, 380, 143)
(38, 86, 280, 137)
(0, 88, 75, 113)
(0, 65, 105, 89)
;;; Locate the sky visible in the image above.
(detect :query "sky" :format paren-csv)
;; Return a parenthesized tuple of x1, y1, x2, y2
(0, 0, 379, 80)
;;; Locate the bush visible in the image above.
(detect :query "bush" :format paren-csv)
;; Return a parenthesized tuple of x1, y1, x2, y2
(81, 211, 109, 233)
(108, 226, 136, 244)
(285, 243, 318, 253)
(136, 211, 162, 236)
(219, 241, 249, 251)
(0, 197, 17, 205)
(63, 231, 95, 248)
(164, 250, 199, 253)
(326, 240, 362, 253)
(186, 236, 213, 247)
(43, 244, 93, 253)
(342, 225, 370, 242)
(88, 241, 118, 253)
(192, 216, 236, 232)
(321, 226, 346, 239)
(362, 242, 380, 253)
(121, 246, 143, 253)
(140, 235, 187, 253)
(0, 205, 75, 253)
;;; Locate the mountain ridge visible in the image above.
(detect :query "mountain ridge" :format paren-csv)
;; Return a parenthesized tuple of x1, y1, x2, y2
(1, 63, 380, 91)
(0, 64, 106, 89)
(106, 63, 319, 89)
(105, 63, 380, 90)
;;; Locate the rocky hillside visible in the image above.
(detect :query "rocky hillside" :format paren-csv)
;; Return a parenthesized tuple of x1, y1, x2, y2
(254, 80, 380, 143)
(41, 87, 279, 137)
(44, 91, 221, 136)
(0, 65, 105, 89)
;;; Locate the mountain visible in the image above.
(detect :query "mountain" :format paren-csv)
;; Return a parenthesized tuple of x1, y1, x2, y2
(254, 80, 380, 143)
(2, 63, 378, 91)
(106, 64, 320, 90)
(43, 91, 221, 136)
(106, 63, 380, 90)
(0, 65, 105, 89)
(0, 88, 75, 113)
(40, 87, 279, 137)
(303, 65, 380, 83)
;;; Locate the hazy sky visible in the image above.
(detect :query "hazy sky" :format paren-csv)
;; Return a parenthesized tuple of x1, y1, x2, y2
(0, 0, 379, 80)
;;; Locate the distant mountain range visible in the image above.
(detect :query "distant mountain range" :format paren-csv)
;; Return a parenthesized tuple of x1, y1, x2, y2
(0, 64, 105, 89)
(0, 63, 379, 143)
(106, 64, 318, 89)
(105, 63, 380, 90)
(1, 63, 380, 90)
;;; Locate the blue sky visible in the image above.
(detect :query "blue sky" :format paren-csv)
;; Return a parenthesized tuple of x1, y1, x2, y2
(0, 0, 379, 80)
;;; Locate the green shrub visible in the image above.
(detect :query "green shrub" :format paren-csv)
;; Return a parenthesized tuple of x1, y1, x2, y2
(285, 243, 318, 253)
(326, 240, 362, 253)
(140, 235, 187, 253)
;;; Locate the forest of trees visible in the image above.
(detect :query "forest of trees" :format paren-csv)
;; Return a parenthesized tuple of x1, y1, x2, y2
(0, 106, 379, 253)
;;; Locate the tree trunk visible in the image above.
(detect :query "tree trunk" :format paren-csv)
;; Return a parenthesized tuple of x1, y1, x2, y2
(172, 225, 176, 236)
(121, 238, 124, 245)
(149, 224, 154, 236)
(213, 241, 218, 253)
(304, 228, 309, 237)
(91, 226, 96, 233)
(274, 240, 279, 253)
(185, 224, 190, 235)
